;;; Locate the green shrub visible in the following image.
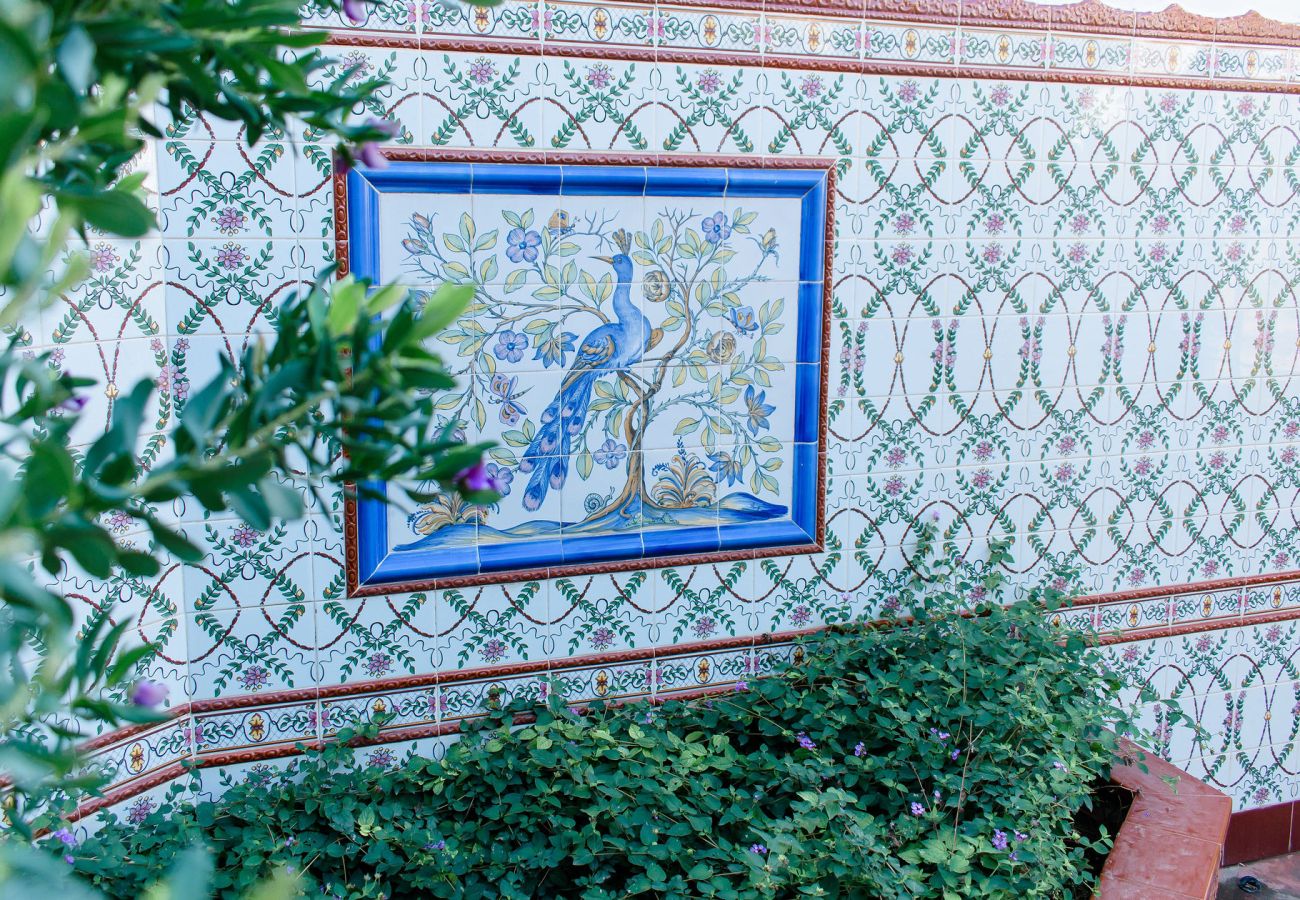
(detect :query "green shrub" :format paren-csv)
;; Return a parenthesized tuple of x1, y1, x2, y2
(64, 533, 1155, 899)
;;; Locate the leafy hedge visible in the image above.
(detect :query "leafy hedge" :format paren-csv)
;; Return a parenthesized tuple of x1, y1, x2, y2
(64, 537, 1151, 899)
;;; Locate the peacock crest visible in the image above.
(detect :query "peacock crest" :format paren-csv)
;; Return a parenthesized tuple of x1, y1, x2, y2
(610, 228, 632, 255)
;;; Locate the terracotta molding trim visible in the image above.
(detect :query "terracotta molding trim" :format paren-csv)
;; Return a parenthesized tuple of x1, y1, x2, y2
(326, 0, 1300, 51)
(1100, 741, 1231, 899)
(324, 32, 1300, 96)
(337, 148, 835, 597)
(1077, 568, 1300, 606)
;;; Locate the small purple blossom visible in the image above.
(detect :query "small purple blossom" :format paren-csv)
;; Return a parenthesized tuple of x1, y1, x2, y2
(734, 681, 749, 692)
(750, 844, 768, 855)
(357, 142, 388, 170)
(910, 802, 925, 816)
(126, 797, 155, 826)
(586, 64, 613, 89)
(365, 653, 393, 678)
(53, 828, 77, 847)
(493, 330, 529, 363)
(697, 69, 723, 94)
(796, 733, 816, 750)
(593, 438, 627, 470)
(216, 243, 246, 270)
(992, 829, 1009, 851)
(505, 227, 542, 263)
(468, 58, 497, 84)
(238, 665, 269, 692)
(90, 243, 118, 272)
(129, 680, 169, 708)
(455, 461, 502, 494)
(342, 0, 367, 24)
(854, 742, 865, 757)
(700, 211, 732, 244)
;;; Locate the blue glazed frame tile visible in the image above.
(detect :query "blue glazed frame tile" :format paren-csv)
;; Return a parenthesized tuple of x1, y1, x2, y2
(344, 157, 831, 592)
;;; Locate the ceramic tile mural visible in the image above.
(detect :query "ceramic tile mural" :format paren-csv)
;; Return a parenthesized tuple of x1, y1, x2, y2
(346, 160, 829, 587)
(38, 0, 1300, 824)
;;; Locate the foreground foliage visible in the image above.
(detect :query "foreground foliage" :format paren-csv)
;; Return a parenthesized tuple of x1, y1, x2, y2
(0, 0, 488, 839)
(66, 536, 1158, 899)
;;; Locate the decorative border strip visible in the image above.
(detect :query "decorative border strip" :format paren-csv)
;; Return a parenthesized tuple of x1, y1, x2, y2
(324, 0, 1300, 94)
(336, 148, 836, 597)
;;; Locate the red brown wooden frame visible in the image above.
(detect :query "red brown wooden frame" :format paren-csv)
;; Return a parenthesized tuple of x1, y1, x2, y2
(336, 148, 837, 597)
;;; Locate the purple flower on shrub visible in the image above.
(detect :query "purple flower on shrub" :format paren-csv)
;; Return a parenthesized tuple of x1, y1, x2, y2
(992, 829, 1009, 851)
(53, 828, 77, 847)
(749, 844, 768, 855)
(506, 227, 542, 263)
(700, 212, 731, 244)
(425, 839, 447, 851)
(342, 0, 367, 24)
(734, 681, 749, 692)
(910, 802, 924, 816)
(357, 142, 388, 170)
(130, 680, 169, 708)
(853, 742, 865, 757)
(454, 461, 502, 494)
(796, 733, 816, 750)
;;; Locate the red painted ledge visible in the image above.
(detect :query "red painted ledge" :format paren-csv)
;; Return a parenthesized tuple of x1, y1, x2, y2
(1223, 799, 1300, 867)
(1098, 743, 1232, 899)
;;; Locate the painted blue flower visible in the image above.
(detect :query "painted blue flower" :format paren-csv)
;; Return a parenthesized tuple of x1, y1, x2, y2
(485, 462, 513, 497)
(505, 227, 541, 263)
(708, 450, 743, 487)
(493, 330, 528, 363)
(700, 211, 731, 244)
(728, 305, 758, 334)
(743, 385, 775, 434)
(593, 438, 627, 470)
(533, 330, 577, 368)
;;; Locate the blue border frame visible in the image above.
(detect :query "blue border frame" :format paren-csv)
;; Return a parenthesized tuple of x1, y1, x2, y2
(348, 161, 828, 589)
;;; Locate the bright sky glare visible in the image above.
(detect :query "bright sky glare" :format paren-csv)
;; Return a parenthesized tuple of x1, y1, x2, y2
(1027, 0, 1300, 24)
